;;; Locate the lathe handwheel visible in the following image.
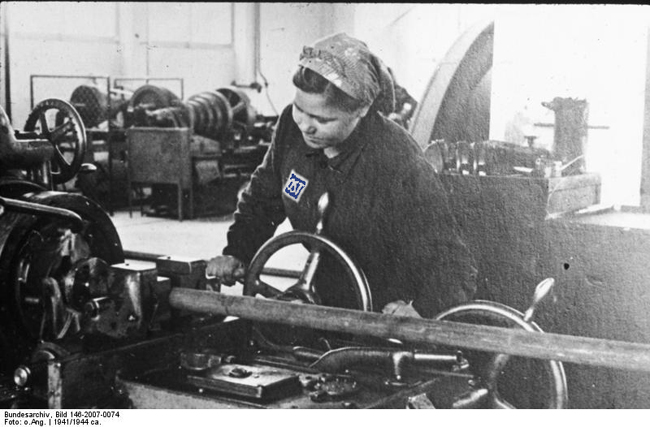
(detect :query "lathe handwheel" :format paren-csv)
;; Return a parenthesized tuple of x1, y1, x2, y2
(435, 301, 568, 409)
(24, 99, 87, 184)
(244, 231, 373, 312)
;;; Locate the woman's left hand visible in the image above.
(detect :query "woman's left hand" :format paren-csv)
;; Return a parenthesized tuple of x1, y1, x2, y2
(382, 300, 421, 318)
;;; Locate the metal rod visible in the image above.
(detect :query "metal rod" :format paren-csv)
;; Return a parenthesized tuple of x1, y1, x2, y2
(0, 196, 84, 232)
(123, 250, 301, 279)
(169, 288, 650, 374)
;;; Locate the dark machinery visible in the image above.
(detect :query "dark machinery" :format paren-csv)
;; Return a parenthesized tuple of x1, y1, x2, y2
(0, 102, 575, 408)
(123, 85, 276, 218)
(5, 101, 650, 410)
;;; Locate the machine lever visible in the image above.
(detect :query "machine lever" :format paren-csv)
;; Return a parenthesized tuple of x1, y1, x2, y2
(0, 196, 84, 232)
(309, 347, 466, 381)
(523, 278, 555, 323)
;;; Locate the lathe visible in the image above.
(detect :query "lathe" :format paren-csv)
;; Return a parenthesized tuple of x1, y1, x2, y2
(0, 96, 579, 409)
(5, 14, 650, 407)
(4, 97, 650, 409)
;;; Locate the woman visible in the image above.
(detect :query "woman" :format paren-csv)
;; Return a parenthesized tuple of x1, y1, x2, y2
(207, 33, 476, 318)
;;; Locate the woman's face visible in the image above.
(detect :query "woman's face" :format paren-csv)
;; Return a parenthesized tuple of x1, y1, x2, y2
(292, 88, 369, 150)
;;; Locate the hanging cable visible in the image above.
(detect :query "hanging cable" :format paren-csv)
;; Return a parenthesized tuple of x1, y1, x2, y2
(253, 4, 278, 116)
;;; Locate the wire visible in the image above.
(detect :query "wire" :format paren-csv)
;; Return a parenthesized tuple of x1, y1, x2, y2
(253, 3, 278, 116)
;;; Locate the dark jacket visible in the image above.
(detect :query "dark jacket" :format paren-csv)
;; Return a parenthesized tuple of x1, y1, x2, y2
(224, 105, 477, 317)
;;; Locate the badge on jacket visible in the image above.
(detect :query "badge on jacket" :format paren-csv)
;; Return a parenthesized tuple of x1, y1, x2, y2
(284, 170, 308, 202)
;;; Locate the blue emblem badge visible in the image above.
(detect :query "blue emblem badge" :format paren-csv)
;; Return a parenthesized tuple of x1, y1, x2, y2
(284, 170, 308, 202)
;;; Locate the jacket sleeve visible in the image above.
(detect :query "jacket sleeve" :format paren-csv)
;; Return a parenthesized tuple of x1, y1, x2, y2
(222, 107, 290, 264)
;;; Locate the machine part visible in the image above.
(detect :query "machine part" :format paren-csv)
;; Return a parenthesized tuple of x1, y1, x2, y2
(62, 257, 110, 312)
(244, 193, 372, 311)
(309, 374, 360, 402)
(211, 90, 234, 136)
(12, 341, 72, 405)
(183, 90, 235, 139)
(410, 20, 494, 149)
(69, 85, 107, 128)
(310, 347, 465, 382)
(406, 393, 437, 409)
(0, 105, 54, 188)
(0, 177, 47, 199)
(23, 99, 87, 184)
(217, 87, 256, 130)
(542, 97, 589, 175)
(187, 363, 302, 401)
(69, 84, 132, 129)
(128, 85, 181, 113)
(186, 99, 207, 134)
(0, 191, 123, 370)
(423, 139, 551, 176)
(0, 196, 84, 232)
(435, 278, 568, 409)
(180, 351, 234, 371)
(81, 261, 158, 339)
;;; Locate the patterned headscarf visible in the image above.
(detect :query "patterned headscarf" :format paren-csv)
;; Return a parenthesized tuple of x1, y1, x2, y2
(298, 33, 396, 115)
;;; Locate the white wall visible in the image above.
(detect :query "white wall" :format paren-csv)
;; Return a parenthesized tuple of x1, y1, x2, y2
(254, 3, 337, 115)
(1, 2, 243, 126)
(351, 4, 493, 103)
(1, 3, 649, 208)
(488, 5, 649, 206)
(1, 2, 475, 123)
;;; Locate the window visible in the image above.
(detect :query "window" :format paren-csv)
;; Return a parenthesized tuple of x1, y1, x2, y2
(8, 2, 117, 39)
(148, 3, 232, 46)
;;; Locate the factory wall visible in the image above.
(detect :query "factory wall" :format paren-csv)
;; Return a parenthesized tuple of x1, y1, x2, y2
(256, 3, 485, 116)
(0, 3, 482, 124)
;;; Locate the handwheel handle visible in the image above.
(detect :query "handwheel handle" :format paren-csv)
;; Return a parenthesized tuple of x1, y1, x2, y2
(315, 192, 330, 235)
(524, 278, 555, 323)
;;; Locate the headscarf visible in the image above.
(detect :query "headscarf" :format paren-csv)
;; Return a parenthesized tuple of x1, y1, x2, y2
(298, 33, 395, 115)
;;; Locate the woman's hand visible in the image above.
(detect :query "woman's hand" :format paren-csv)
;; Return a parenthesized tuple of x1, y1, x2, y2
(206, 255, 246, 287)
(382, 300, 421, 318)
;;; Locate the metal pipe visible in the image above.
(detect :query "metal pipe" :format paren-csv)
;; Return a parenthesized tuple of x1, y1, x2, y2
(169, 288, 650, 374)
(0, 196, 84, 232)
(123, 249, 301, 278)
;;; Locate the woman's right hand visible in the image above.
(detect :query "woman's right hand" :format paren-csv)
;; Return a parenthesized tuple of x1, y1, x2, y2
(206, 255, 246, 287)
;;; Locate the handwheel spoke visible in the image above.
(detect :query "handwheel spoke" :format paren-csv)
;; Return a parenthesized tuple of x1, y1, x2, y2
(451, 387, 490, 409)
(50, 119, 74, 141)
(52, 145, 71, 168)
(489, 393, 516, 409)
(39, 112, 50, 136)
(231, 101, 245, 114)
(252, 278, 283, 299)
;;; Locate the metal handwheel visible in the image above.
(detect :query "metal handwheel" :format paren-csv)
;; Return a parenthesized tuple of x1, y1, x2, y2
(244, 193, 373, 312)
(435, 278, 568, 409)
(24, 99, 87, 184)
